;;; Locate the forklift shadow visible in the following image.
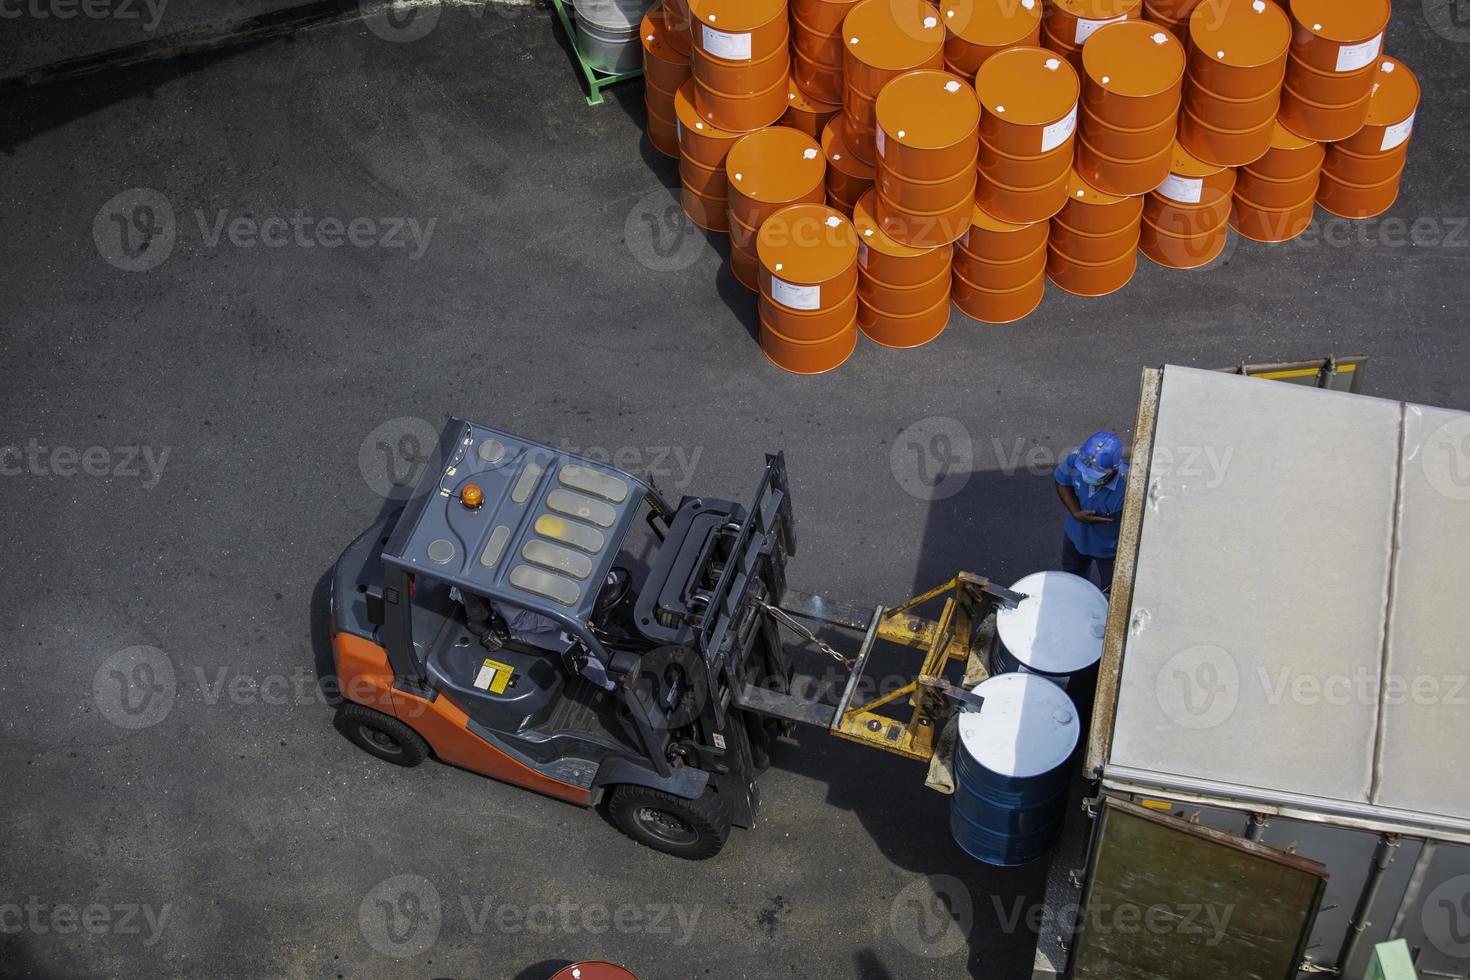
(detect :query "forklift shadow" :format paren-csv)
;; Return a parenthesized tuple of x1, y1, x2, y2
(764, 465, 1080, 978)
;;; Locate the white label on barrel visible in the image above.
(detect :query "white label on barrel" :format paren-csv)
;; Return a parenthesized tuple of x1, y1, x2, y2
(857, 241, 869, 268)
(1040, 105, 1077, 153)
(875, 127, 887, 158)
(1075, 14, 1126, 44)
(960, 229, 971, 248)
(1157, 173, 1204, 204)
(1381, 111, 1416, 151)
(702, 25, 752, 61)
(1335, 33, 1382, 72)
(770, 276, 821, 311)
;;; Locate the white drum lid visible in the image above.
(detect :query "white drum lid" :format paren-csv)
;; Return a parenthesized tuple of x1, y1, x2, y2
(956, 672, 1080, 779)
(996, 570, 1108, 674)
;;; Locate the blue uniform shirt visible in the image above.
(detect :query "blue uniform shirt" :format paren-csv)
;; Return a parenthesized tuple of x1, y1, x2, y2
(1055, 451, 1129, 558)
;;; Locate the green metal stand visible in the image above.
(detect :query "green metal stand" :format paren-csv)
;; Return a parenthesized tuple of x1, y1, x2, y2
(550, 0, 643, 106)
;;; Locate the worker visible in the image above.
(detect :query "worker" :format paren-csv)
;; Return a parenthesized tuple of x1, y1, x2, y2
(1053, 431, 1128, 594)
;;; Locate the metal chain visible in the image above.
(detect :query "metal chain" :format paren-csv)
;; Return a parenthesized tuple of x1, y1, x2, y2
(754, 597, 855, 668)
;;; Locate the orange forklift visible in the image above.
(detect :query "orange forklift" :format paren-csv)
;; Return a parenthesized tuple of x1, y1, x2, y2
(328, 417, 1018, 858)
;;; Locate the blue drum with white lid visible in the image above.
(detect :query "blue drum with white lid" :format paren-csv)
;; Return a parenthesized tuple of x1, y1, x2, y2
(990, 570, 1108, 689)
(949, 672, 1081, 866)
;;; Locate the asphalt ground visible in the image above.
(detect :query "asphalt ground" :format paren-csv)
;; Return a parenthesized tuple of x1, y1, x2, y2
(1, 2, 1468, 978)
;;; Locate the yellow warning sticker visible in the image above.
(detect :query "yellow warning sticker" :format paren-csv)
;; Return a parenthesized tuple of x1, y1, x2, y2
(472, 658, 514, 694)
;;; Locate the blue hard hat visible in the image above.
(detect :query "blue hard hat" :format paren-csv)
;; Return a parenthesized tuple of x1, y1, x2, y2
(1075, 431, 1124, 482)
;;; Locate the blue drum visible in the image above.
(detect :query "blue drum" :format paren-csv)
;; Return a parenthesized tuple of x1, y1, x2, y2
(949, 672, 1081, 866)
(991, 571, 1108, 689)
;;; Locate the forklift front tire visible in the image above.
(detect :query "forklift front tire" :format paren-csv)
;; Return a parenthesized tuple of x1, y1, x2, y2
(334, 703, 429, 768)
(605, 784, 730, 860)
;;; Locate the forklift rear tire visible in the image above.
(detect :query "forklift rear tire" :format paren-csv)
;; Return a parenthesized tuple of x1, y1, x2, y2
(604, 785, 730, 860)
(334, 703, 429, 768)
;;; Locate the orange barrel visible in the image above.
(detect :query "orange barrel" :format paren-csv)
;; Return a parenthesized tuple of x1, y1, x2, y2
(783, 77, 843, 138)
(1279, 0, 1390, 142)
(675, 79, 746, 231)
(851, 190, 953, 347)
(872, 69, 979, 249)
(663, 0, 693, 55)
(1230, 119, 1322, 241)
(1316, 56, 1417, 219)
(1043, 0, 1143, 76)
(1075, 22, 1185, 196)
(822, 114, 877, 215)
(727, 127, 826, 288)
(1178, 0, 1289, 167)
(1140, 0, 1198, 45)
(644, 8, 694, 159)
(841, 0, 946, 166)
(792, 0, 860, 104)
(1047, 170, 1143, 296)
(952, 203, 1049, 323)
(756, 203, 861, 373)
(1139, 142, 1236, 268)
(975, 46, 1080, 224)
(688, 0, 791, 131)
(940, 0, 1044, 81)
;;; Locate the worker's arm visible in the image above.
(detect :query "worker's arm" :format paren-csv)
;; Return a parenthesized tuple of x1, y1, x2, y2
(1055, 480, 1114, 524)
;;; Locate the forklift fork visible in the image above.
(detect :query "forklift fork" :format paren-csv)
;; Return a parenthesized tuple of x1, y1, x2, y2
(734, 573, 1024, 763)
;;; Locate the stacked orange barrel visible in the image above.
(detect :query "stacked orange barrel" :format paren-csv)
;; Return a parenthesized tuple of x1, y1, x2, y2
(783, 79, 842, 138)
(1179, 0, 1290, 168)
(952, 203, 1049, 323)
(791, 0, 860, 104)
(1139, 142, 1237, 268)
(1230, 121, 1324, 242)
(1279, 0, 1391, 143)
(675, 80, 745, 231)
(1075, 21, 1185, 197)
(756, 203, 861, 373)
(688, 0, 791, 132)
(940, 0, 1043, 81)
(642, 5, 694, 158)
(1318, 56, 1419, 219)
(726, 127, 828, 289)
(663, 0, 693, 54)
(874, 69, 979, 249)
(1043, 0, 1142, 76)
(822, 116, 877, 216)
(1048, 170, 1145, 295)
(852, 190, 954, 347)
(975, 46, 1080, 225)
(1140, 0, 1198, 45)
(841, 0, 945, 166)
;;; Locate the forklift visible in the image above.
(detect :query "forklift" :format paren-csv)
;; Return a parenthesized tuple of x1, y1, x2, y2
(328, 417, 1018, 858)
